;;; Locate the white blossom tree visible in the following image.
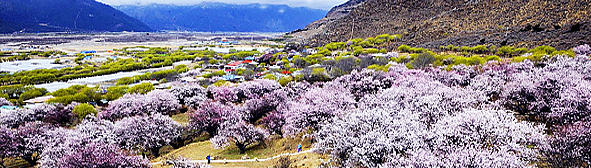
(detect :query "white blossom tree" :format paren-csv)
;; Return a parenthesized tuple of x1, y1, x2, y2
(210, 121, 269, 154)
(171, 83, 208, 108)
(114, 114, 182, 157)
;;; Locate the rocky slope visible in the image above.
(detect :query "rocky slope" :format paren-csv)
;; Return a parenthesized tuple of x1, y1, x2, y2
(292, 0, 591, 49)
(0, 0, 152, 33)
(302, 0, 366, 30)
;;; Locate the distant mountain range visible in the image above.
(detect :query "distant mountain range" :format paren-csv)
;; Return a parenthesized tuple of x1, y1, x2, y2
(293, 0, 591, 49)
(115, 3, 327, 32)
(0, 0, 152, 33)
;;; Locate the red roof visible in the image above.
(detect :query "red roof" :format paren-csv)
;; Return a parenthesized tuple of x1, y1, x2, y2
(227, 61, 242, 66)
(227, 60, 253, 66)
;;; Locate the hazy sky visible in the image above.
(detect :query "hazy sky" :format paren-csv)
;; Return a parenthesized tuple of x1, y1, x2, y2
(98, 0, 348, 10)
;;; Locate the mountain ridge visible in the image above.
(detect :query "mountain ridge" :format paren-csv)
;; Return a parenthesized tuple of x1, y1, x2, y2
(115, 2, 327, 32)
(0, 0, 152, 33)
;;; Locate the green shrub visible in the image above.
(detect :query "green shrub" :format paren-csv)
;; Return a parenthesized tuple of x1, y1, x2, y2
(73, 103, 97, 120)
(496, 46, 515, 56)
(151, 69, 177, 80)
(512, 56, 528, 62)
(445, 45, 455, 51)
(409, 47, 426, 53)
(485, 55, 501, 62)
(329, 67, 346, 77)
(529, 45, 556, 55)
(376, 34, 395, 42)
(367, 64, 390, 72)
(514, 48, 529, 55)
(460, 46, 470, 52)
(264, 74, 277, 80)
(353, 48, 364, 56)
(470, 45, 489, 54)
(398, 45, 412, 52)
(366, 48, 379, 54)
(528, 53, 547, 62)
(128, 83, 154, 94)
(405, 63, 413, 69)
(310, 68, 331, 82)
(19, 88, 48, 101)
(467, 55, 485, 65)
(391, 55, 410, 64)
(365, 37, 376, 45)
(358, 40, 372, 47)
(411, 52, 436, 69)
(213, 80, 228, 87)
(550, 50, 576, 57)
(48, 85, 101, 104)
(104, 85, 128, 101)
(294, 74, 305, 82)
(279, 76, 294, 86)
(489, 45, 498, 53)
(318, 49, 331, 56)
(175, 64, 189, 73)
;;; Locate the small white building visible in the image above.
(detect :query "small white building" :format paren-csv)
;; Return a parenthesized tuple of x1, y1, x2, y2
(304, 49, 317, 54)
(126, 48, 150, 52)
(23, 95, 55, 105)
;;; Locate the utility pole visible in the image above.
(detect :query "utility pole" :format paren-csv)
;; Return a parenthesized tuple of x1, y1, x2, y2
(351, 18, 355, 40)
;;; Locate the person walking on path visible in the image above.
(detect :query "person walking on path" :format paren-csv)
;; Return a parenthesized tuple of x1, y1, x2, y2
(297, 144, 302, 153)
(206, 154, 211, 164)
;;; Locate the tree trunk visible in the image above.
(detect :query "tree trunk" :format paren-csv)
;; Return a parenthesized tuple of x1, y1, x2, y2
(151, 147, 162, 158)
(207, 128, 217, 137)
(22, 155, 37, 167)
(170, 138, 184, 149)
(236, 143, 246, 154)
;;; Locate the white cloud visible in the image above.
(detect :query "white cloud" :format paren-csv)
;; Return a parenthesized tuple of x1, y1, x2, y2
(100, 0, 349, 10)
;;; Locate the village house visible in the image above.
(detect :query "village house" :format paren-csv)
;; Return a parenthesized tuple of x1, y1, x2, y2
(126, 48, 150, 52)
(23, 95, 55, 109)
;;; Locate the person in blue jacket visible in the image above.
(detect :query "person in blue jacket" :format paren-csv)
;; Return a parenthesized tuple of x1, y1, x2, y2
(297, 144, 302, 153)
(206, 154, 211, 164)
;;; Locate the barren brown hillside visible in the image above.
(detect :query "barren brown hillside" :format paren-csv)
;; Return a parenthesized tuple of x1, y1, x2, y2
(291, 0, 591, 49)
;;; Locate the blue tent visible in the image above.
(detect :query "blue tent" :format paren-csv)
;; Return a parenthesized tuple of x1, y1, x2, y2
(1, 105, 18, 110)
(222, 75, 236, 81)
(80, 50, 96, 54)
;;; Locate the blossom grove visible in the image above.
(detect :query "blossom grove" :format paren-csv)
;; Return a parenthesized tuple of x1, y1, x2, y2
(0, 44, 590, 167)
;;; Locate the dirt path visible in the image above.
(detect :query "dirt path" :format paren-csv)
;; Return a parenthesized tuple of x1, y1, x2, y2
(152, 148, 317, 165)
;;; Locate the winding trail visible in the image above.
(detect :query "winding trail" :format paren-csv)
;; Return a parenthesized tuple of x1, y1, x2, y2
(152, 148, 318, 166)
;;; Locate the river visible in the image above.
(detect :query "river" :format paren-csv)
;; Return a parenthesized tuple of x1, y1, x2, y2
(34, 60, 192, 92)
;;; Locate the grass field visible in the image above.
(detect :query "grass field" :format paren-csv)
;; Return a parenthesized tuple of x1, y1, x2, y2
(4, 158, 30, 168)
(171, 112, 189, 125)
(153, 135, 326, 168)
